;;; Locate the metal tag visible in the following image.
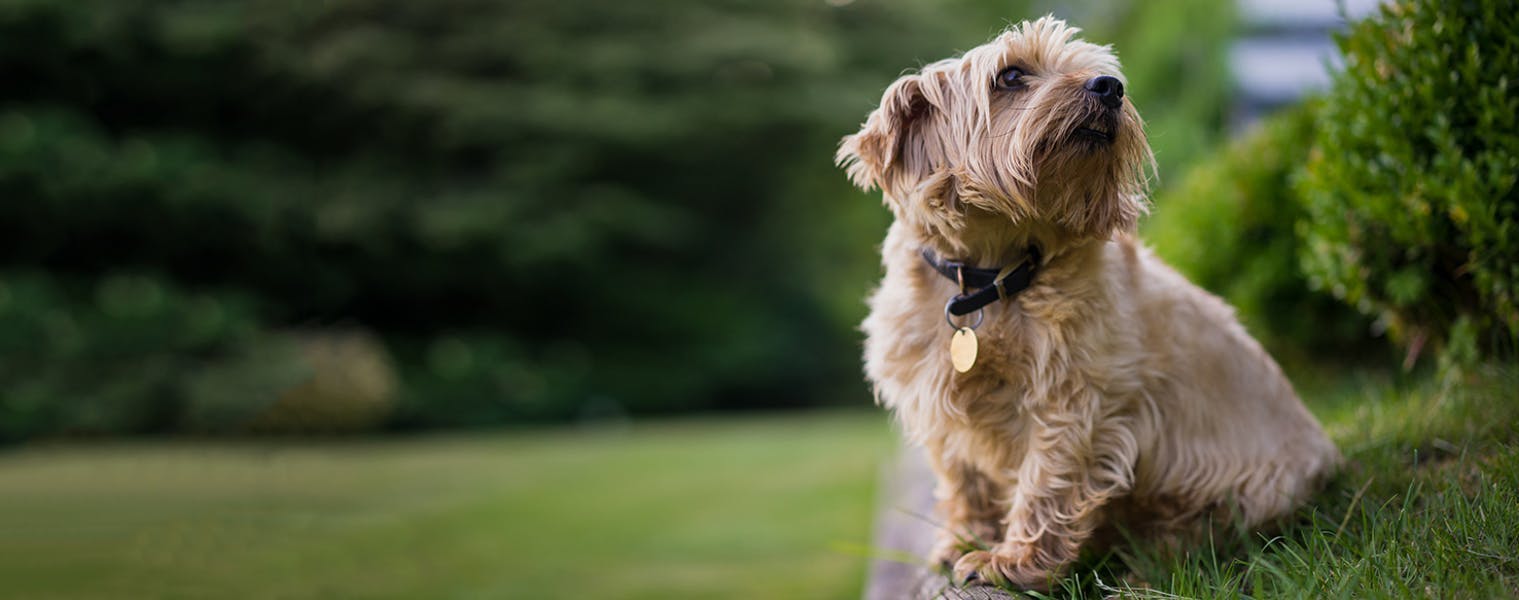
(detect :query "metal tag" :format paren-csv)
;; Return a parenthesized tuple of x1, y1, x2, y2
(950, 327, 978, 373)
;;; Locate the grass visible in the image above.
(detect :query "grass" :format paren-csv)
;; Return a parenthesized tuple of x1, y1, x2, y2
(2, 369, 1517, 599)
(980, 365, 1519, 599)
(0, 410, 893, 599)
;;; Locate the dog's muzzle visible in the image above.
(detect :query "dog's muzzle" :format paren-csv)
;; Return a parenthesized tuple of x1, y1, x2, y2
(1074, 119, 1116, 143)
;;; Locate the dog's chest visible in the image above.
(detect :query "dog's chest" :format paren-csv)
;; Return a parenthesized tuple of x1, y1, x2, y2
(939, 412, 1035, 478)
(865, 288, 1041, 413)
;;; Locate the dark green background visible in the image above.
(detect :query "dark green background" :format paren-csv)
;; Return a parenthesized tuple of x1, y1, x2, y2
(0, 0, 1237, 438)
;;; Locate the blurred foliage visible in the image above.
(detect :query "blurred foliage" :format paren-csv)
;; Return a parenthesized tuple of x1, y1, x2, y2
(245, 330, 397, 433)
(1062, 0, 1234, 182)
(0, 271, 307, 442)
(1147, 104, 1380, 362)
(1297, 0, 1519, 367)
(0, 0, 1236, 437)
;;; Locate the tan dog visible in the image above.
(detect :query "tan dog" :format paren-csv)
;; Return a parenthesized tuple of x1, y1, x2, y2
(837, 17, 1340, 590)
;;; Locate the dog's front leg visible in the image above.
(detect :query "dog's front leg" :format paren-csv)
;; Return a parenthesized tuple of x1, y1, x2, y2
(925, 447, 1004, 569)
(953, 395, 1137, 590)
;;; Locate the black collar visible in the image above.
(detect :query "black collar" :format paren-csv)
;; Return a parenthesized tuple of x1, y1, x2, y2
(920, 246, 1042, 316)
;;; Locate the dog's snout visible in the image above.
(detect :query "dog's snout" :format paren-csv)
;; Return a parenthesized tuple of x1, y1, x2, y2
(1084, 76, 1124, 109)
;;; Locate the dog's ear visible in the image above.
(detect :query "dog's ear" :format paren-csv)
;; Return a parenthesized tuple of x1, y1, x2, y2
(836, 74, 934, 197)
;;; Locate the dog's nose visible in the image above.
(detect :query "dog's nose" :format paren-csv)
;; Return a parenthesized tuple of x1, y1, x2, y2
(1084, 75, 1124, 109)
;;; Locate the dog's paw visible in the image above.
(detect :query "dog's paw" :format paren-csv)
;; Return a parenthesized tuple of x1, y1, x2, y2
(951, 550, 1050, 591)
(927, 536, 968, 571)
(929, 521, 998, 570)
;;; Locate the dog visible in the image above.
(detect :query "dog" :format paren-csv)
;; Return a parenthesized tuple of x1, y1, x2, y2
(837, 17, 1340, 590)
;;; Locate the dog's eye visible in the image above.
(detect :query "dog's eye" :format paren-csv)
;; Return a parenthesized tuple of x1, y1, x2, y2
(995, 66, 1026, 89)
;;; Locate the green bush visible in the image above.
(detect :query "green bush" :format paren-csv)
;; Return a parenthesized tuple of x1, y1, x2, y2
(1147, 104, 1377, 360)
(389, 334, 578, 428)
(241, 330, 397, 434)
(1297, 0, 1519, 364)
(0, 271, 308, 441)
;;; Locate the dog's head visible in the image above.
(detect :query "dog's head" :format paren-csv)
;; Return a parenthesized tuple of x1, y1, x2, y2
(837, 17, 1153, 251)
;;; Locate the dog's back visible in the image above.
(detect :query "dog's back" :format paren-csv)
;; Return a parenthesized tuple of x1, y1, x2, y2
(1110, 237, 1342, 526)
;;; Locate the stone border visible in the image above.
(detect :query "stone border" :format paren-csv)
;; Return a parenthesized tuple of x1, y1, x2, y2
(863, 446, 1016, 600)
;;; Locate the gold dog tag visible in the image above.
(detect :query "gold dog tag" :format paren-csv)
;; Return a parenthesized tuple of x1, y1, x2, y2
(950, 327, 978, 373)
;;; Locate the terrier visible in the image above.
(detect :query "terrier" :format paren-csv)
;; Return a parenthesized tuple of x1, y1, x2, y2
(837, 17, 1340, 590)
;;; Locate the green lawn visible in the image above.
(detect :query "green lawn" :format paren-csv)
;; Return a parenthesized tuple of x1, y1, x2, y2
(3, 370, 1517, 599)
(1019, 367, 1519, 599)
(0, 411, 894, 599)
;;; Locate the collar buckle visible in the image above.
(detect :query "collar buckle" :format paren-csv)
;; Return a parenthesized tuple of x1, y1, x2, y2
(921, 245, 1042, 317)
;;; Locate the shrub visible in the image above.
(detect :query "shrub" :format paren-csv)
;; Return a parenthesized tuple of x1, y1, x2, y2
(0, 271, 403, 439)
(1147, 104, 1377, 360)
(0, 271, 306, 441)
(389, 334, 575, 428)
(1297, 0, 1519, 364)
(240, 330, 398, 434)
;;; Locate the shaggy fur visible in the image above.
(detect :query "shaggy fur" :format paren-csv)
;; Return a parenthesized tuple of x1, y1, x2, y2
(837, 17, 1340, 590)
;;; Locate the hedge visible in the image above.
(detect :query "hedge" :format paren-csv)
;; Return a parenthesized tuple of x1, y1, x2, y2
(1297, 0, 1519, 365)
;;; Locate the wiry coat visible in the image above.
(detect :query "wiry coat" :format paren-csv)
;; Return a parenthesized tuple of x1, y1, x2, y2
(838, 17, 1339, 589)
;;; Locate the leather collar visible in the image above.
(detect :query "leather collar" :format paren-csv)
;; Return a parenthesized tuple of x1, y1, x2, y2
(920, 246, 1042, 316)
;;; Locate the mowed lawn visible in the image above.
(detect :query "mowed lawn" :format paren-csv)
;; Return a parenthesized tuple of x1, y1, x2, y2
(2, 369, 1517, 599)
(1001, 367, 1519, 599)
(0, 411, 894, 599)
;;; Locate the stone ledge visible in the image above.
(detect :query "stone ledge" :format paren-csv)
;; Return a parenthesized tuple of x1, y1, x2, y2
(862, 446, 1016, 600)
